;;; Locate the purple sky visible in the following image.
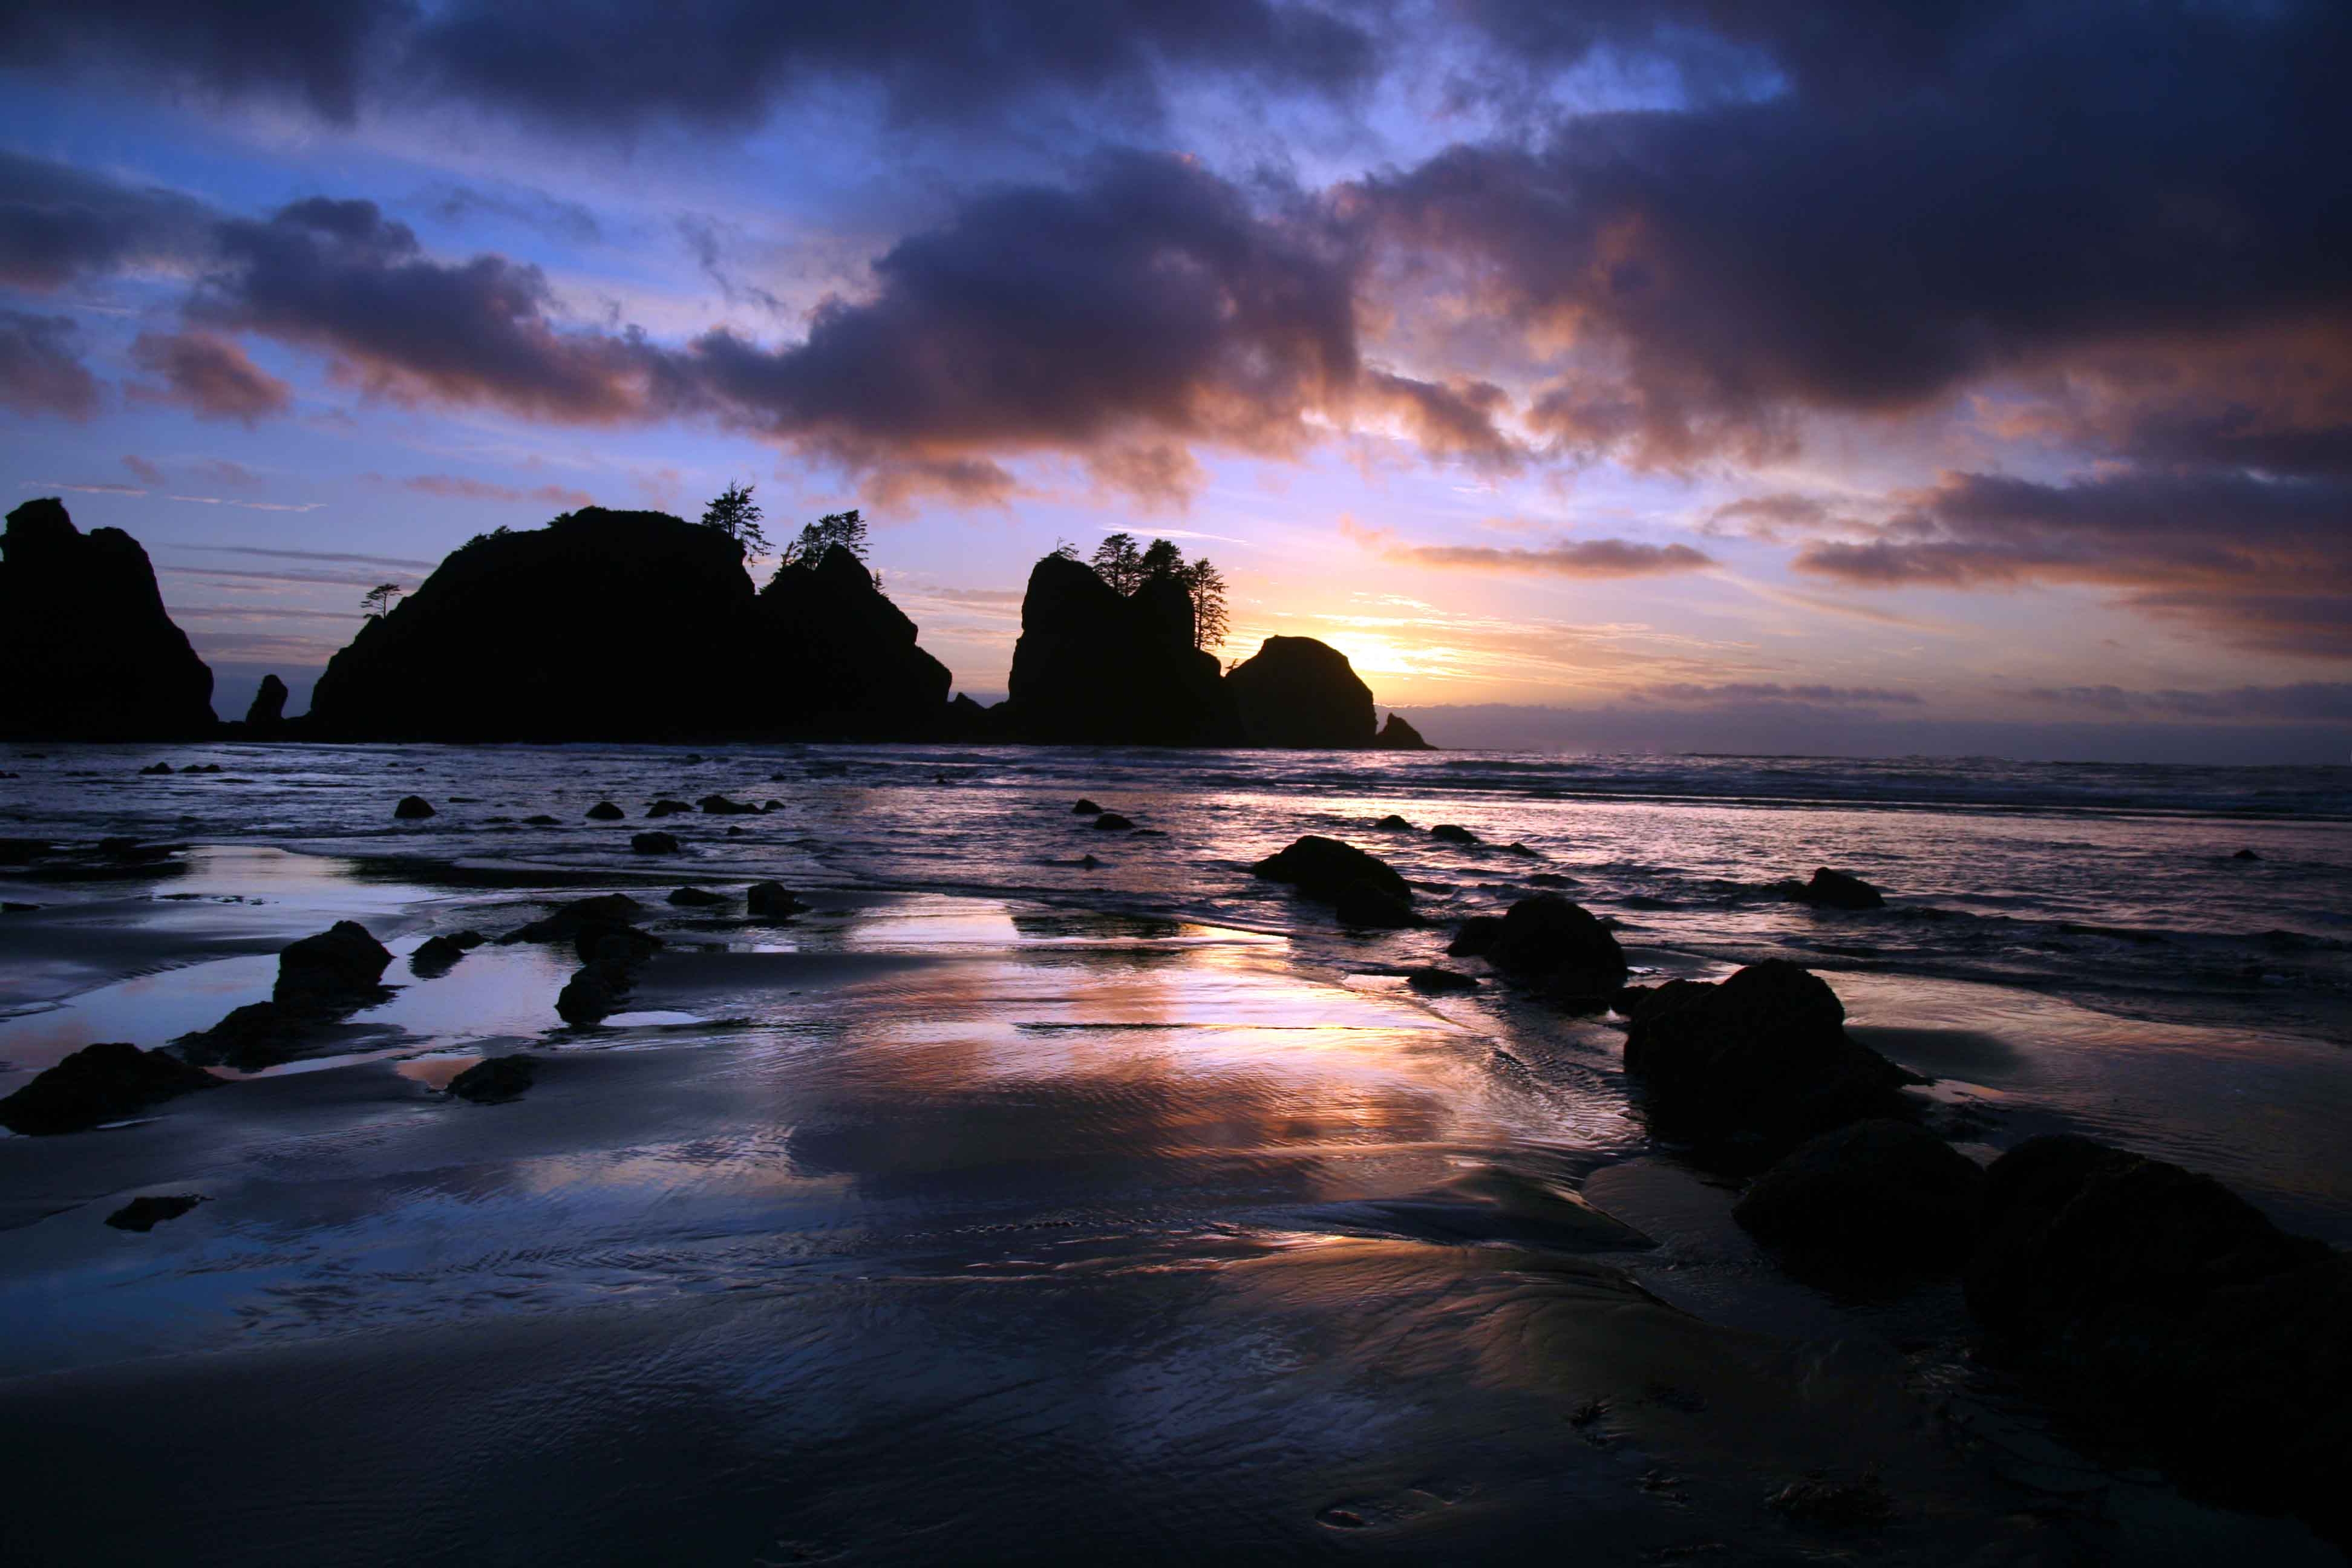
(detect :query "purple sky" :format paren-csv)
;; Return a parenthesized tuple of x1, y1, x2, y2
(3, 2, 2348, 759)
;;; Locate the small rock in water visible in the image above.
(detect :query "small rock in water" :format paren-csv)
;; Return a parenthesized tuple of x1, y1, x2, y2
(746, 881, 804, 919)
(1078, 854, 1101, 869)
(1502, 841, 1538, 858)
(1786, 866, 1884, 910)
(573, 924, 662, 966)
(1252, 837, 1411, 906)
(631, 831, 681, 854)
(698, 794, 758, 815)
(1447, 915, 1503, 956)
(1766, 1474, 1891, 1528)
(647, 799, 691, 817)
(275, 921, 393, 1005)
(1093, 811, 1135, 830)
(1431, 823, 1480, 845)
(447, 1055, 537, 1103)
(3, 901, 38, 912)
(1336, 884, 1421, 929)
(0, 1042, 219, 1135)
(139, 762, 173, 775)
(1529, 872, 1575, 887)
(524, 814, 560, 826)
(105, 1194, 207, 1232)
(668, 887, 729, 907)
(1406, 967, 1478, 993)
(1734, 1119, 1984, 1272)
(1374, 814, 1413, 831)
(586, 801, 625, 820)
(2233, 847, 2261, 861)
(394, 795, 435, 819)
(1073, 799, 1102, 815)
(448, 929, 489, 949)
(410, 935, 469, 973)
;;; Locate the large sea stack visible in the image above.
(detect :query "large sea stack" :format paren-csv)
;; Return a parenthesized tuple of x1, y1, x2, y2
(755, 544, 952, 736)
(1005, 553, 1236, 745)
(0, 498, 216, 740)
(305, 508, 953, 741)
(1224, 635, 1376, 747)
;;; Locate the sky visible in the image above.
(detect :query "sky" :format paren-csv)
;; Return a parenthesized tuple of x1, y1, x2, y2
(2, 1, 2348, 761)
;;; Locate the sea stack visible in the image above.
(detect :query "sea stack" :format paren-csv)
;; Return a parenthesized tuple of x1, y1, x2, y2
(1005, 552, 1236, 745)
(0, 498, 216, 740)
(754, 544, 952, 736)
(1224, 635, 1376, 747)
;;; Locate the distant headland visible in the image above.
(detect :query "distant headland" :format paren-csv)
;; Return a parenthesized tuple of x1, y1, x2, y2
(0, 495, 1434, 749)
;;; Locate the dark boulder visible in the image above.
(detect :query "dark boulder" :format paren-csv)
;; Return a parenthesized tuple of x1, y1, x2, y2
(1622, 961, 1919, 1153)
(1252, 836, 1410, 904)
(524, 814, 560, 826)
(175, 1001, 304, 1069)
(586, 801, 624, 820)
(631, 831, 680, 854)
(394, 795, 435, 820)
(1371, 712, 1435, 750)
(746, 882, 803, 919)
(140, 761, 172, 774)
(1967, 1135, 2352, 1537)
(647, 799, 691, 817)
(275, 921, 393, 1006)
(2232, 848, 2261, 861)
(668, 887, 728, 907)
(1334, 883, 1421, 929)
(0, 1041, 218, 1134)
(698, 794, 757, 815)
(244, 673, 289, 732)
(447, 1054, 538, 1103)
(1093, 811, 1135, 831)
(105, 1194, 207, 1231)
(499, 893, 644, 944)
(1785, 866, 1886, 910)
(1374, 814, 1414, 831)
(1406, 967, 1478, 994)
(0, 498, 217, 740)
(410, 935, 469, 974)
(572, 923, 662, 966)
(1483, 895, 1626, 1000)
(555, 964, 627, 1026)
(1431, 823, 1479, 845)
(1073, 799, 1102, 815)
(1734, 1119, 1984, 1271)
(1224, 635, 1375, 748)
(1005, 553, 1236, 745)
(1446, 915, 1504, 957)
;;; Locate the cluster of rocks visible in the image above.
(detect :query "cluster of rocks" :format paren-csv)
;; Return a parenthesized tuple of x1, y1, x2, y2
(177, 920, 397, 1070)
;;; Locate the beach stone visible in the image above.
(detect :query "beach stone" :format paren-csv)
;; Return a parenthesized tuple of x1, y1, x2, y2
(0, 1041, 219, 1135)
(500, 893, 644, 945)
(394, 795, 434, 819)
(668, 887, 728, 907)
(1252, 835, 1410, 905)
(140, 762, 173, 775)
(1375, 814, 1414, 831)
(104, 1194, 207, 1232)
(647, 799, 691, 817)
(1766, 1474, 1892, 1528)
(410, 934, 469, 973)
(1431, 823, 1480, 845)
(448, 929, 488, 949)
(555, 964, 627, 1025)
(1485, 895, 1625, 998)
(275, 921, 393, 1005)
(1373, 712, 1435, 750)
(761, 800, 783, 812)
(1734, 1119, 1984, 1270)
(1406, 967, 1478, 993)
(174, 1001, 305, 1069)
(1073, 799, 1102, 814)
(1622, 961, 1918, 1153)
(1529, 872, 1575, 887)
(2232, 848, 2261, 861)
(586, 801, 624, 820)
(524, 814, 560, 826)
(1503, 842, 1538, 858)
(1078, 854, 1100, 869)
(1967, 1135, 2352, 1539)
(1787, 866, 1885, 910)
(630, 831, 681, 854)
(1446, 915, 1503, 957)
(698, 794, 758, 815)
(746, 882, 803, 919)
(572, 923, 663, 966)
(1093, 811, 1135, 830)
(447, 1055, 538, 1103)
(1335, 883, 1421, 929)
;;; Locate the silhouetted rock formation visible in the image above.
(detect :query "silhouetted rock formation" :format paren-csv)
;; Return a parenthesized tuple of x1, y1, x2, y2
(1967, 1135, 2351, 1540)
(0, 1040, 219, 1135)
(1468, 895, 1625, 1003)
(1622, 961, 1919, 1155)
(394, 795, 434, 819)
(276, 921, 393, 1006)
(1779, 866, 1886, 910)
(758, 545, 952, 736)
(1373, 712, 1435, 750)
(1006, 554, 1235, 745)
(244, 674, 289, 732)
(1734, 1119, 1984, 1271)
(305, 508, 953, 741)
(1225, 635, 1374, 747)
(0, 498, 216, 740)
(1252, 835, 1417, 926)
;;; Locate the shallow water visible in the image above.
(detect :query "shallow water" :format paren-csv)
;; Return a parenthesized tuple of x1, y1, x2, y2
(1, 744, 2348, 1564)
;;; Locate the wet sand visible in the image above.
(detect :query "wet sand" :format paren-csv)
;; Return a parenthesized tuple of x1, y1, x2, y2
(0, 846, 2342, 1564)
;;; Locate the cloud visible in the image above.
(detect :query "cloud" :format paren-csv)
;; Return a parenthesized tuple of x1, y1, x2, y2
(178, 544, 440, 572)
(1639, 682, 1923, 707)
(0, 311, 100, 418)
(1792, 469, 2352, 655)
(126, 329, 293, 423)
(0, 149, 220, 290)
(383, 472, 593, 509)
(2027, 682, 2352, 722)
(1344, 518, 1712, 578)
(122, 455, 165, 485)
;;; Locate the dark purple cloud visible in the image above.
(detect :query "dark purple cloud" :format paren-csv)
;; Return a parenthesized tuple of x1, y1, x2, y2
(0, 310, 100, 418)
(127, 330, 292, 424)
(1641, 682, 1922, 707)
(1349, 521, 1713, 578)
(0, 149, 217, 290)
(2027, 683, 2352, 722)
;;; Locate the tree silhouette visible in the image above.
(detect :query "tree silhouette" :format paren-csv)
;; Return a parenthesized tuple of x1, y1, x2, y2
(361, 582, 403, 619)
(1181, 558, 1229, 653)
(699, 483, 769, 557)
(1091, 532, 1144, 593)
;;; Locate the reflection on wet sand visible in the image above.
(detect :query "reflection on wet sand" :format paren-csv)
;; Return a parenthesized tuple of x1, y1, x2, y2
(0, 856, 2341, 1564)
